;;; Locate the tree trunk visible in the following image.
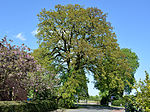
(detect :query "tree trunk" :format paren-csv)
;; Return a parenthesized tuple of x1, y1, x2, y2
(100, 96, 109, 106)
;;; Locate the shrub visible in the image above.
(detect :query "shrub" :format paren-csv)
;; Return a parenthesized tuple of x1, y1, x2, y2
(112, 98, 125, 106)
(123, 95, 140, 112)
(129, 71, 150, 112)
(0, 100, 57, 112)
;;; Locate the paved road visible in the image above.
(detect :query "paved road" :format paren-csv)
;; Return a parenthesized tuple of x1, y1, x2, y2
(52, 105, 125, 112)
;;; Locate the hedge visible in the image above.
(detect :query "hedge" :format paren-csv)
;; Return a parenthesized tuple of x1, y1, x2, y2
(0, 100, 57, 112)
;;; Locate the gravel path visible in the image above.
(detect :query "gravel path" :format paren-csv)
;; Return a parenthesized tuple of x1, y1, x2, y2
(52, 105, 125, 112)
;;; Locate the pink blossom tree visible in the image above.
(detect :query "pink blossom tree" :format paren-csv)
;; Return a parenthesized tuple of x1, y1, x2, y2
(0, 37, 59, 101)
(0, 37, 39, 100)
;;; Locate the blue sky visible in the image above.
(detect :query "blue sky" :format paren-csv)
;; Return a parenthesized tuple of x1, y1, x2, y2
(0, 0, 150, 96)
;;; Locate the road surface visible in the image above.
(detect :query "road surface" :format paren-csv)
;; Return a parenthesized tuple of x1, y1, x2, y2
(52, 105, 125, 112)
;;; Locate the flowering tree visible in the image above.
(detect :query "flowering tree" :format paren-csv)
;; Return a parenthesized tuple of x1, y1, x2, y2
(0, 37, 59, 101)
(31, 48, 60, 100)
(27, 71, 59, 100)
(0, 37, 39, 100)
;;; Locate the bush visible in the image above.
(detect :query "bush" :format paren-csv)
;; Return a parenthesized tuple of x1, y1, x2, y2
(123, 95, 140, 112)
(133, 71, 150, 111)
(112, 98, 125, 106)
(123, 72, 150, 112)
(0, 100, 57, 112)
(58, 98, 75, 109)
(112, 96, 141, 111)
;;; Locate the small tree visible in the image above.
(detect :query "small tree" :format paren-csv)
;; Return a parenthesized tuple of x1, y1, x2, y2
(0, 37, 59, 101)
(0, 37, 39, 100)
(133, 71, 150, 111)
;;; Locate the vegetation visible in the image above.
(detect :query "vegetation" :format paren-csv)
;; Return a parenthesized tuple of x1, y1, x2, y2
(101, 48, 139, 105)
(34, 4, 137, 106)
(111, 98, 125, 106)
(133, 71, 150, 111)
(0, 100, 57, 112)
(120, 72, 150, 112)
(0, 37, 59, 102)
(0, 37, 38, 100)
(88, 95, 101, 101)
(0, 3, 148, 111)
(121, 48, 139, 94)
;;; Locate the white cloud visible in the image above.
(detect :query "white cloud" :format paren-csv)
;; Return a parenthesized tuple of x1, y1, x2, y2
(16, 33, 26, 41)
(31, 29, 38, 36)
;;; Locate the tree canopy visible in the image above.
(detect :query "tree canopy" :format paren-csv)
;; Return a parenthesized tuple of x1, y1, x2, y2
(121, 48, 139, 94)
(34, 4, 135, 106)
(94, 48, 139, 104)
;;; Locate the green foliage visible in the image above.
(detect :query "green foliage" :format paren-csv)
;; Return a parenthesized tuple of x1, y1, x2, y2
(99, 90, 109, 99)
(27, 70, 59, 101)
(112, 98, 125, 106)
(32, 47, 54, 71)
(121, 48, 139, 93)
(88, 95, 101, 101)
(58, 68, 88, 108)
(0, 100, 57, 112)
(121, 48, 139, 75)
(124, 72, 150, 112)
(35, 4, 136, 107)
(94, 48, 139, 105)
(132, 71, 150, 111)
(58, 98, 74, 109)
(123, 95, 139, 112)
(94, 49, 132, 105)
(32, 47, 60, 101)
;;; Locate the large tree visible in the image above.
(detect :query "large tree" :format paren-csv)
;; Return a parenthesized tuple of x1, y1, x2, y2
(35, 4, 132, 107)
